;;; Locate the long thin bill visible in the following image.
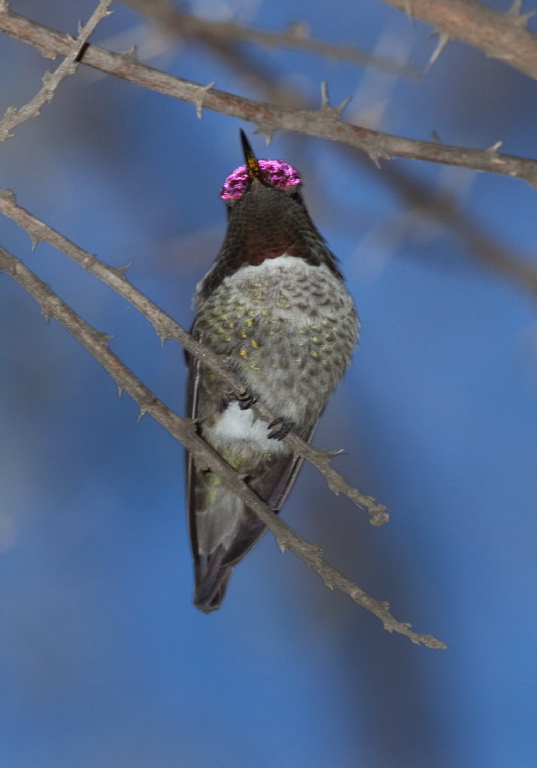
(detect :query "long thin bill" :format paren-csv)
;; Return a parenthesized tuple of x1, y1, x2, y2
(240, 129, 261, 181)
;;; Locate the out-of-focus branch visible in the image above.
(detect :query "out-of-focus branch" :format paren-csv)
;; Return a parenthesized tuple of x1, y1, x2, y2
(0, 188, 388, 527)
(122, 0, 419, 78)
(125, 1, 537, 302)
(381, 0, 537, 80)
(341, 140, 537, 301)
(381, 163, 537, 299)
(126, 0, 537, 300)
(2, 7, 537, 182)
(0, 245, 446, 649)
(0, 0, 112, 141)
(118, 1, 537, 302)
(127, 0, 306, 107)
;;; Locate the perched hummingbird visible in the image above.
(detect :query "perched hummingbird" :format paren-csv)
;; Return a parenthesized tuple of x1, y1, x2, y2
(186, 131, 359, 612)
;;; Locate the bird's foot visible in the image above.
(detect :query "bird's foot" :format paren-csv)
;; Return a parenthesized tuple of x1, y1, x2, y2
(267, 417, 294, 440)
(236, 390, 257, 410)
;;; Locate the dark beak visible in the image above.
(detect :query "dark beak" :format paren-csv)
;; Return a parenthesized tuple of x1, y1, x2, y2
(240, 130, 262, 182)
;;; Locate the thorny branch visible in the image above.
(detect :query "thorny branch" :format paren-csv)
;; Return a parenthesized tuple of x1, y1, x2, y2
(122, 1, 537, 303)
(2, 6, 537, 183)
(381, 0, 537, 81)
(0, 0, 112, 142)
(0, 245, 446, 649)
(120, 0, 417, 109)
(0, 189, 388, 527)
(120, 0, 537, 300)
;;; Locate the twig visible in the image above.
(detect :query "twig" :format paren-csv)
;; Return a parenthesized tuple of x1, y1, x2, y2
(0, 188, 389, 526)
(380, 163, 537, 301)
(0, 245, 446, 649)
(2, 7, 537, 182)
(122, 0, 419, 78)
(338, 143, 537, 303)
(0, 0, 112, 142)
(381, 0, 537, 80)
(106, 2, 537, 303)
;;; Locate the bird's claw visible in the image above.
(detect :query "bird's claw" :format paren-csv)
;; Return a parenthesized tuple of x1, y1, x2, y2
(237, 390, 257, 410)
(267, 417, 294, 440)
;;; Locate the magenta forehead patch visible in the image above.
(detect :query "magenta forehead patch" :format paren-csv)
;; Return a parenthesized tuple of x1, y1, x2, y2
(220, 159, 301, 200)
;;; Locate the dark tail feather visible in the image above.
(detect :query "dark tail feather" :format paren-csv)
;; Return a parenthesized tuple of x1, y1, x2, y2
(193, 514, 266, 613)
(194, 546, 233, 613)
(189, 448, 311, 614)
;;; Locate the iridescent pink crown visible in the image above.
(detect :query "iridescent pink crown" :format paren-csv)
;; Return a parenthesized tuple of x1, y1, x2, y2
(220, 159, 301, 201)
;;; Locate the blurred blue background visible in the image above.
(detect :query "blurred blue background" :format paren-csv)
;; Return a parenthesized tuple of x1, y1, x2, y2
(2, 1, 537, 766)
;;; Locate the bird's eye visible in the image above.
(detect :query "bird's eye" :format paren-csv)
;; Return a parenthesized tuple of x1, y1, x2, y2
(289, 191, 303, 204)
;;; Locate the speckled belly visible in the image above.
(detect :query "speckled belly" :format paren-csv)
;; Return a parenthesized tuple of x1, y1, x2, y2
(194, 256, 359, 425)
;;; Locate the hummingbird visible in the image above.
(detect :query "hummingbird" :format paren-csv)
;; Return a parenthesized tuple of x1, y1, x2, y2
(186, 131, 359, 612)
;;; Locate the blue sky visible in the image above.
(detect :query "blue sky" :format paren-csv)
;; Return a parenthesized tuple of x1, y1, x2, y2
(1, 1, 537, 766)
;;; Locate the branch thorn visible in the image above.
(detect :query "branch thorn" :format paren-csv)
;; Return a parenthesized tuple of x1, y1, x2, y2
(319, 82, 350, 119)
(29, 234, 44, 252)
(403, 1, 415, 19)
(506, 0, 537, 26)
(110, 263, 131, 279)
(325, 448, 345, 460)
(426, 32, 450, 72)
(254, 123, 276, 145)
(194, 81, 215, 120)
(286, 21, 310, 41)
(124, 44, 139, 61)
(137, 405, 148, 422)
(486, 140, 503, 154)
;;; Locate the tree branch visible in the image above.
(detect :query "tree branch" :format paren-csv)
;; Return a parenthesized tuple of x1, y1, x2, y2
(340, 141, 537, 303)
(380, 162, 537, 301)
(122, 0, 419, 78)
(380, 0, 537, 80)
(2, 6, 537, 182)
(0, 0, 112, 141)
(0, 188, 388, 526)
(0, 245, 446, 649)
(121, 1, 537, 304)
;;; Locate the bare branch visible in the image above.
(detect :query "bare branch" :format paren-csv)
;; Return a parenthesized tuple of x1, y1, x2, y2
(2, 7, 537, 183)
(0, 0, 112, 141)
(381, 0, 537, 81)
(339, 145, 537, 303)
(0, 189, 389, 526)
(380, 163, 537, 301)
(122, 0, 419, 78)
(0, 245, 446, 649)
